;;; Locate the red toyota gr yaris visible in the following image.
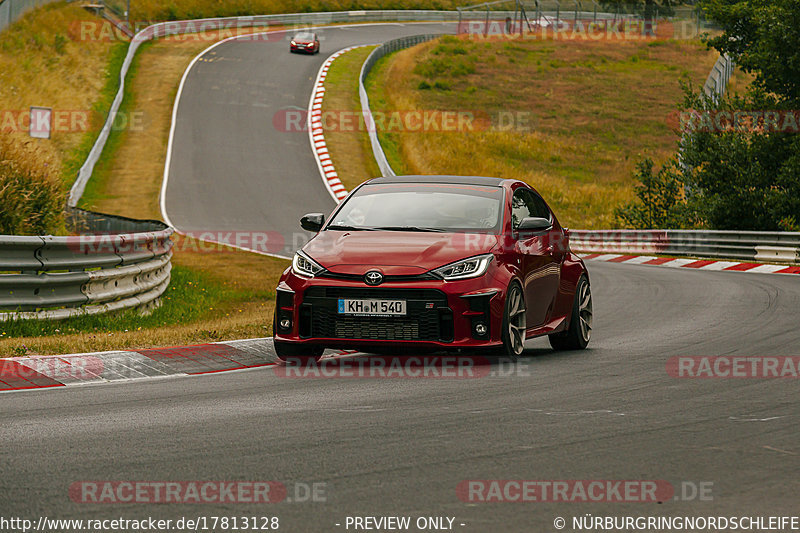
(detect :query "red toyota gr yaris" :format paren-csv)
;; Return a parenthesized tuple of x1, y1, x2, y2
(274, 176, 592, 362)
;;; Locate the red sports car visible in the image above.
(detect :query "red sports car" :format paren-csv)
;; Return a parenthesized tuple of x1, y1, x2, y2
(273, 176, 592, 362)
(289, 32, 320, 54)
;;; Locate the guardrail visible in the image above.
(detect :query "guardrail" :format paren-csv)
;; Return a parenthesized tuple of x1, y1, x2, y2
(703, 53, 734, 103)
(0, 209, 173, 321)
(359, 34, 442, 178)
(353, 35, 800, 267)
(570, 230, 800, 264)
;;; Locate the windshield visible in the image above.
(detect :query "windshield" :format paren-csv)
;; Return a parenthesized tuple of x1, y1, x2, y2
(327, 182, 504, 233)
(294, 33, 314, 40)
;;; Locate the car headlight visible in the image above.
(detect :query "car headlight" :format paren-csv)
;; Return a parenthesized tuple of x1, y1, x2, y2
(292, 251, 324, 278)
(290, 40, 296, 45)
(432, 254, 493, 281)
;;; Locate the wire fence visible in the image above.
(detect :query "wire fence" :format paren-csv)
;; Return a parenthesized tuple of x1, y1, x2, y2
(703, 53, 734, 104)
(0, 0, 60, 33)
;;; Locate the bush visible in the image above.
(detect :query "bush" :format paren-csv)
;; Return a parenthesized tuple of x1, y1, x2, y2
(615, 158, 696, 229)
(0, 137, 65, 235)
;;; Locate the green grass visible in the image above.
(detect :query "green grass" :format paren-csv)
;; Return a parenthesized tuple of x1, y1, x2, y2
(61, 41, 130, 194)
(362, 35, 718, 228)
(0, 265, 269, 342)
(364, 55, 410, 176)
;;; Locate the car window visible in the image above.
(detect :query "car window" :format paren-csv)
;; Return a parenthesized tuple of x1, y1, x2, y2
(511, 188, 551, 229)
(328, 183, 504, 232)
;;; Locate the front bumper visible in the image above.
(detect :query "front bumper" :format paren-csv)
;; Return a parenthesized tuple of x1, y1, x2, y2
(274, 271, 506, 351)
(290, 43, 316, 53)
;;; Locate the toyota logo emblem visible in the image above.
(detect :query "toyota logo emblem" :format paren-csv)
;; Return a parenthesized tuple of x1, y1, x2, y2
(364, 270, 383, 285)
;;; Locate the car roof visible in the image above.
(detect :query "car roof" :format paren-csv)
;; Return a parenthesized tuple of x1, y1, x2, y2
(363, 175, 515, 187)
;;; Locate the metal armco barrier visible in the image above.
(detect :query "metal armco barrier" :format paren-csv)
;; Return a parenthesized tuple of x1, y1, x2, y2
(359, 34, 442, 178)
(570, 230, 800, 264)
(0, 209, 173, 321)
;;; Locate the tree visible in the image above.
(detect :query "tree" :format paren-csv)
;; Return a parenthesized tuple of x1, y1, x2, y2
(617, 0, 800, 231)
(615, 158, 695, 229)
(699, 0, 800, 106)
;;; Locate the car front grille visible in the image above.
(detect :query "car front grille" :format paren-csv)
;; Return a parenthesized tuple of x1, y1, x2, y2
(301, 287, 453, 342)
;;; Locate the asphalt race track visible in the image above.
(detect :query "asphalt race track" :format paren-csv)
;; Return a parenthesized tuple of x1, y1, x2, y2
(2, 263, 799, 530)
(163, 22, 456, 257)
(3, 21, 799, 533)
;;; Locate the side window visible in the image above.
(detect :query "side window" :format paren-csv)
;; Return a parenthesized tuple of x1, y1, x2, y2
(511, 189, 551, 229)
(528, 192, 552, 220)
(511, 190, 531, 229)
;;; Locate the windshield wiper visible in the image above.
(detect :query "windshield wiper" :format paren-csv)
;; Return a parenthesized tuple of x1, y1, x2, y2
(372, 226, 446, 233)
(326, 224, 377, 231)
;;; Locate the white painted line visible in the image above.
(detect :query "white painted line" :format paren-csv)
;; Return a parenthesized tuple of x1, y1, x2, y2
(593, 254, 623, 262)
(307, 44, 377, 203)
(698, 261, 740, 271)
(620, 255, 658, 264)
(746, 263, 786, 274)
(663, 258, 697, 268)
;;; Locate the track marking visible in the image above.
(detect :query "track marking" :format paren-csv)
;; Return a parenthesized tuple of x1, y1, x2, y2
(584, 254, 800, 277)
(307, 45, 377, 203)
(159, 23, 453, 258)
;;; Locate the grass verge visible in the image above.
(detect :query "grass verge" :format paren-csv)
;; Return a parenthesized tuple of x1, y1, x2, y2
(0, 2, 122, 190)
(126, 0, 464, 22)
(320, 45, 381, 191)
(364, 35, 719, 229)
(0, 238, 287, 356)
(0, 27, 297, 357)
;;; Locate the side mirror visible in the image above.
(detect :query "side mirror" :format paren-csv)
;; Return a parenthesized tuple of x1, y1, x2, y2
(300, 213, 325, 232)
(517, 216, 552, 232)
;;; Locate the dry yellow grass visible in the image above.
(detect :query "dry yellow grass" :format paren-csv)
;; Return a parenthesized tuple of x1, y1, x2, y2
(367, 35, 719, 228)
(127, 0, 463, 22)
(0, 2, 118, 186)
(0, 20, 294, 355)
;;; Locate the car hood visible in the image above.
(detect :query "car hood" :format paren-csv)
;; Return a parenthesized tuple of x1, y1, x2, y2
(303, 231, 499, 276)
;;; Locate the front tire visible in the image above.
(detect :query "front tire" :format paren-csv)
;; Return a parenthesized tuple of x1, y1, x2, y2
(549, 274, 592, 351)
(273, 340, 324, 363)
(500, 282, 527, 361)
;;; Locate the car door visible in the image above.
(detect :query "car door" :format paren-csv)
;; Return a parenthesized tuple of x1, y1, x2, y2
(511, 188, 561, 328)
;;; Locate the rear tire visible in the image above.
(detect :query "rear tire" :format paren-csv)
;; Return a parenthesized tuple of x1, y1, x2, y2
(273, 340, 324, 364)
(549, 274, 592, 351)
(499, 282, 527, 361)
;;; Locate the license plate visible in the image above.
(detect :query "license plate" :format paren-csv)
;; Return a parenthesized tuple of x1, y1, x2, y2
(338, 299, 406, 316)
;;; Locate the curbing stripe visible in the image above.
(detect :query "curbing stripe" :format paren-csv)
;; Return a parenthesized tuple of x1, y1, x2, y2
(307, 45, 378, 203)
(0, 338, 279, 393)
(584, 254, 800, 277)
